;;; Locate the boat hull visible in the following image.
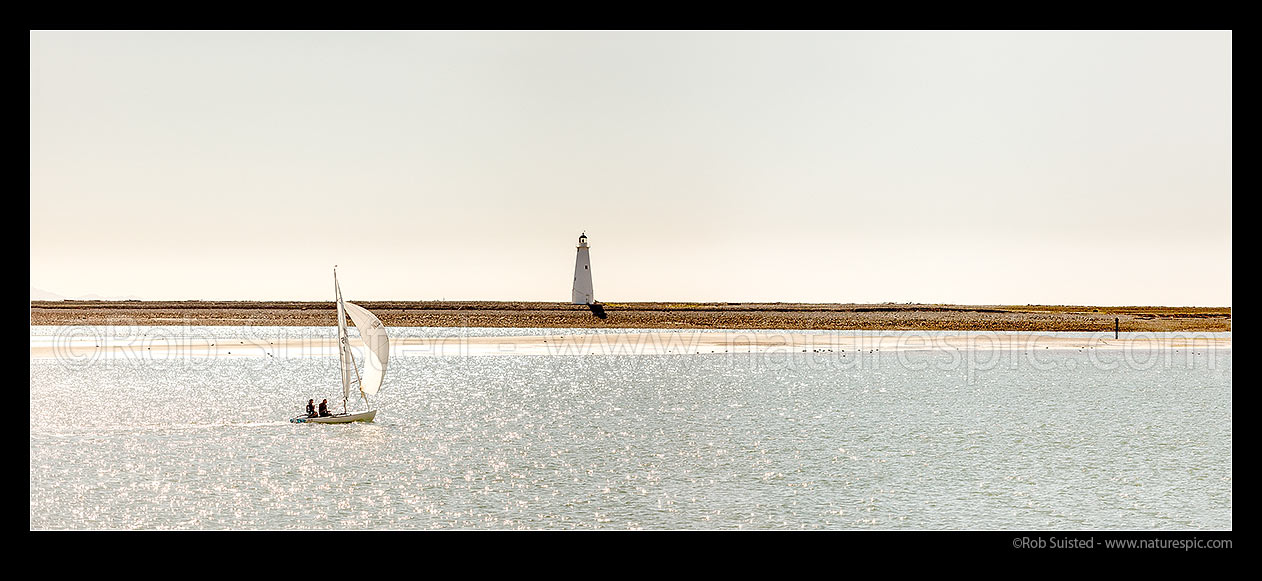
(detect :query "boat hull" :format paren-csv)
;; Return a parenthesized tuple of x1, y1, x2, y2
(291, 410, 377, 424)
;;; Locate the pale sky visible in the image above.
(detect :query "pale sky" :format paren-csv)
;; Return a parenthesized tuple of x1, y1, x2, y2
(30, 30, 1231, 305)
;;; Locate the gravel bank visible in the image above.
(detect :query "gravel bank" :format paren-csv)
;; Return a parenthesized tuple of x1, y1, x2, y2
(29, 301, 1231, 332)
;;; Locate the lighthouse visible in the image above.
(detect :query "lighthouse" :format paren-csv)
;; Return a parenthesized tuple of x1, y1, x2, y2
(572, 232, 595, 305)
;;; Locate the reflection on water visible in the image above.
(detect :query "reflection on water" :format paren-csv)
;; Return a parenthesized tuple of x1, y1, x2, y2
(30, 329, 1231, 530)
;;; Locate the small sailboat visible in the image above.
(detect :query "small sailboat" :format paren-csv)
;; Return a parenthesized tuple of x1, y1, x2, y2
(292, 267, 388, 424)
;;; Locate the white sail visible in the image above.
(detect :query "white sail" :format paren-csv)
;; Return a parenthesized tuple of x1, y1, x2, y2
(343, 300, 389, 396)
(334, 270, 353, 403)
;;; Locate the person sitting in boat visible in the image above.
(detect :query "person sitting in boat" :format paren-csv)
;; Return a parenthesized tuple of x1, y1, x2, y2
(318, 399, 331, 417)
(306, 399, 317, 418)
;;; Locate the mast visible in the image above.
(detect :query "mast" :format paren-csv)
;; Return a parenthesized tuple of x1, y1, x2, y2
(334, 267, 359, 413)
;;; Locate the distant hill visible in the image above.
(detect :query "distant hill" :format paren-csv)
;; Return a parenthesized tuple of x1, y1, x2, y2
(30, 286, 63, 301)
(30, 286, 141, 301)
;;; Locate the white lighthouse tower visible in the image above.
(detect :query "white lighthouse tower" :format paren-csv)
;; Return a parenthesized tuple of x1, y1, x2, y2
(571, 232, 595, 305)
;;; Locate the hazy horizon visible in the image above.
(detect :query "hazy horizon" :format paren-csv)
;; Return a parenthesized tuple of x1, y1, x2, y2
(31, 31, 1231, 306)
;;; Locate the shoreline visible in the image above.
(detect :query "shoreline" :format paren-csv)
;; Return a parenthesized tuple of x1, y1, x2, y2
(29, 300, 1231, 333)
(29, 330, 1233, 360)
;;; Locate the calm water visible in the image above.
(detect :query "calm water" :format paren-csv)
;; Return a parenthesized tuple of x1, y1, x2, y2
(30, 327, 1232, 530)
